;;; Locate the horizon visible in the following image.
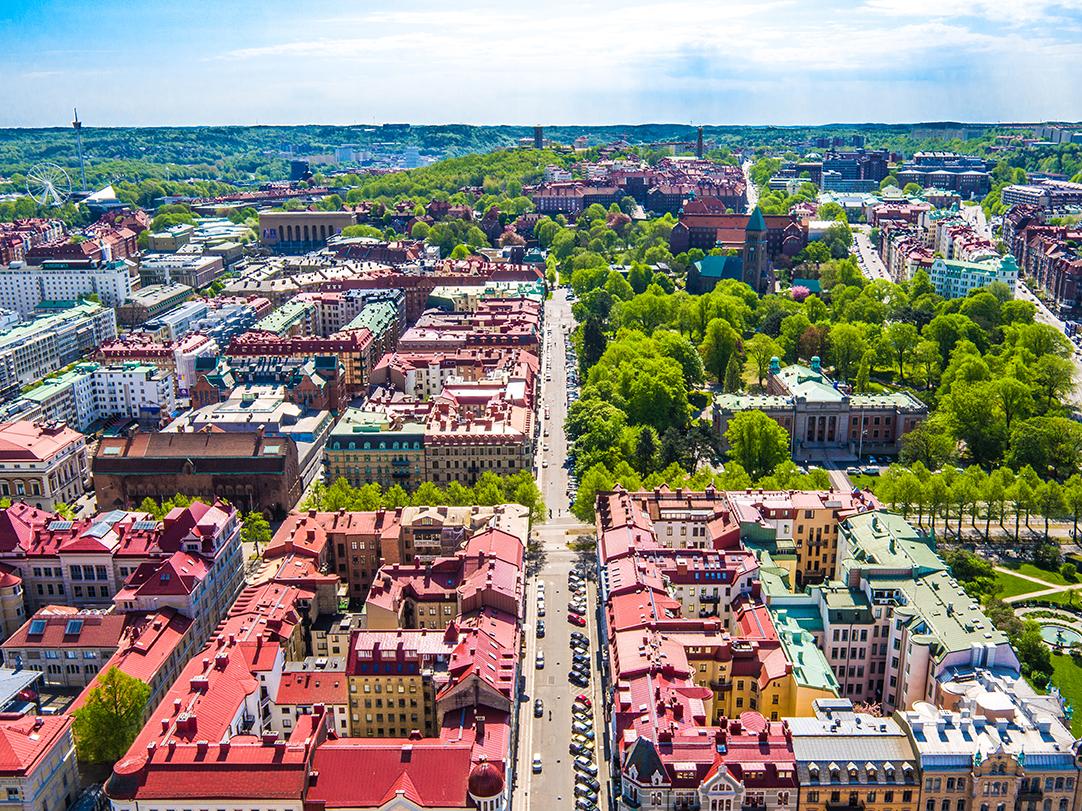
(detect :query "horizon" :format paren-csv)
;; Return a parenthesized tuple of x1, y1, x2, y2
(3, 0, 1082, 128)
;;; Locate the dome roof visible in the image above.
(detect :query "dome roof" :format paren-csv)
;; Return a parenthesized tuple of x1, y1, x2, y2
(468, 757, 505, 799)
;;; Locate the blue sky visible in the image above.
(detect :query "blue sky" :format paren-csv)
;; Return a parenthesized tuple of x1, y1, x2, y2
(1, 0, 1081, 127)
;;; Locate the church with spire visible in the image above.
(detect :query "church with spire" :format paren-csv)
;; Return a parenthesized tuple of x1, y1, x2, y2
(684, 204, 774, 295)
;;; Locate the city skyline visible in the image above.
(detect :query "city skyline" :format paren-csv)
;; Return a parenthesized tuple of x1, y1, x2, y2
(3, 0, 1082, 127)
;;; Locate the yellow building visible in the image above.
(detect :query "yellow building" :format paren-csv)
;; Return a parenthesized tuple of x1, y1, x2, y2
(346, 630, 453, 738)
(792, 699, 920, 811)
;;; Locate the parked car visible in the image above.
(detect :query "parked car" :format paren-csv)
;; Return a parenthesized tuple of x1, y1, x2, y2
(533, 754, 543, 773)
(536, 620, 545, 638)
(575, 693, 592, 707)
(567, 612, 586, 626)
(535, 653, 545, 669)
(534, 698, 544, 717)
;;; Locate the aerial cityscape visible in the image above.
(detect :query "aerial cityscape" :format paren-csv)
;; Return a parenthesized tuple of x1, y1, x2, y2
(3, 4, 1082, 811)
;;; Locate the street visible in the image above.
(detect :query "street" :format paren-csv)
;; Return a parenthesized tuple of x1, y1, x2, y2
(742, 160, 758, 212)
(513, 288, 608, 811)
(852, 228, 891, 282)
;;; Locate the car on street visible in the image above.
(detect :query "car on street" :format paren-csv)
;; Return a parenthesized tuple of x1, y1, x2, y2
(574, 756, 598, 775)
(567, 612, 586, 626)
(575, 785, 598, 801)
(572, 652, 589, 665)
(536, 620, 545, 638)
(572, 720, 591, 735)
(575, 800, 597, 811)
(533, 754, 543, 773)
(534, 698, 544, 717)
(569, 672, 588, 687)
(577, 775, 601, 792)
(535, 653, 544, 669)
(575, 693, 592, 707)
(846, 466, 861, 476)
(537, 603, 545, 617)
(569, 741, 586, 755)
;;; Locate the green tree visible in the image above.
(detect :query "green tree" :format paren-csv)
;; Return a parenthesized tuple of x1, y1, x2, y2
(72, 667, 151, 763)
(826, 323, 865, 382)
(744, 333, 782, 389)
(634, 426, 659, 475)
(241, 511, 272, 553)
(724, 351, 744, 393)
(884, 322, 919, 383)
(854, 351, 871, 393)
(580, 317, 608, 373)
(724, 410, 790, 480)
(699, 318, 741, 384)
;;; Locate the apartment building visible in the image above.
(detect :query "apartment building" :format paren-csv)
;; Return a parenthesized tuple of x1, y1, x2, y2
(0, 422, 88, 511)
(0, 259, 133, 315)
(929, 255, 1019, 299)
(0, 302, 118, 398)
(0, 713, 78, 811)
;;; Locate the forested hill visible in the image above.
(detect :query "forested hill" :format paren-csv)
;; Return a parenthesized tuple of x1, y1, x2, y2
(0, 121, 1041, 184)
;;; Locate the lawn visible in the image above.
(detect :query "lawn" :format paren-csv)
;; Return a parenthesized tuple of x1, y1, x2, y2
(1008, 562, 1071, 587)
(995, 571, 1050, 599)
(1049, 653, 1082, 736)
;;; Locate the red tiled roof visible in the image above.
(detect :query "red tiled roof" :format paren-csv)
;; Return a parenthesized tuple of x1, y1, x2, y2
(307, 740, 474, 808)
(0, 713, 72, 776)
(275, 670, 347, 706)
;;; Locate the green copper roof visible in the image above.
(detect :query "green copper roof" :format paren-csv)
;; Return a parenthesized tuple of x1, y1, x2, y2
(747, 205, 766, 232)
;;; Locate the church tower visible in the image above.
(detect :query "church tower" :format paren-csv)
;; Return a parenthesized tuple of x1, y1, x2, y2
(742, 206, 767, 292)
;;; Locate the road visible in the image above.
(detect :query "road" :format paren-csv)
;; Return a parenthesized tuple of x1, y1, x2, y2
(852, 228, 892, 282)
(514, 288, 607, 811)
(742, 160, 758, 213)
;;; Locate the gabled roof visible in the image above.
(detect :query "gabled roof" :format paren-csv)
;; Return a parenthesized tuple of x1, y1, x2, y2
(0, 713, 72, 776)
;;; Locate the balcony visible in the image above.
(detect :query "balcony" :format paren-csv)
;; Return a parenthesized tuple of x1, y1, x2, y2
(1018, 786, 1043, 800)
(710, 679, 732, 691)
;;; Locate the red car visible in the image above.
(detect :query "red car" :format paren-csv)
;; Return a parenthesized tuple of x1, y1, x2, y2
(567, 612, 586, 626)
(575, 694, 592, 708)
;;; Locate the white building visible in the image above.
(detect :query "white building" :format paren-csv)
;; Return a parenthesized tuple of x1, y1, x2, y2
(0, 303, 118, 398)
(0, 260, 133, 316)
(929, 255, 1019, 299)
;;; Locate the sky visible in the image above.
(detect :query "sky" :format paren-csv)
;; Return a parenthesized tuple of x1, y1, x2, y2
(1, 0, 1081, 127)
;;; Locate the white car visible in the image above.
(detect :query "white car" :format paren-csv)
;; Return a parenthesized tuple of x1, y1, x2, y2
(536, 653, 545, 669)
(533, 754, 543, 773)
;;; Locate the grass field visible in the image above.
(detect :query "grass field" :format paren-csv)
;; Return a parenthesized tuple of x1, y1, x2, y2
(1008, 562, 1071, 586)
(996, 571, 1051, 599)
(1050, 653, 1082, 736)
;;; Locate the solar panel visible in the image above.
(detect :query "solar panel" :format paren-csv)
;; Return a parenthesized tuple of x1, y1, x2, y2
(132, 520, 159, 531)
(47, 520, 73, 531)
(28, 619, 46, 635)
(65, 619, 84, 636)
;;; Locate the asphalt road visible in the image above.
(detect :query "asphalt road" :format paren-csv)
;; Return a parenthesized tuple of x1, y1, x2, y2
(513, 288, 608, 811)
(852, 228, 891, 282)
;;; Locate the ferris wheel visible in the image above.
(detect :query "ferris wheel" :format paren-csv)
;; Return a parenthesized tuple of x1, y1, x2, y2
(25, 162, 72, 207)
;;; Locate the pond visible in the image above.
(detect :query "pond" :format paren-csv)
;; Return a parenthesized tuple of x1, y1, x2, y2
(1039, 622, 1082, 648)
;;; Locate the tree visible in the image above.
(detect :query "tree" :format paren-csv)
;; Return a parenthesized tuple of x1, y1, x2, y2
(724, 352, 744, 393)
(724, 410, 790, 480)
(700, 318, 741, 384)
(826, 323, 865, 381)
(72, 667, 151, 763)
(1033, 354, 1074, 411)
(1061, 562, 1078, 582)
(884, 322, 919, 383)
(744, 333, 781, 389)
(1014, 620, 1053, 683)
(900, 419, 955, 470)
(902, 182, 924, 197)
(912, 339, 941, 390)
(241, 511, 272, 553)
(634, 426, 659, 475)
(1065, 474, 1082, 540)
(1034, 480, 1065, 541)
(854, 351, 871, 393)
(580, 317, 607, 373)
(994, 377, 1033, 433)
